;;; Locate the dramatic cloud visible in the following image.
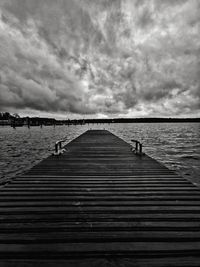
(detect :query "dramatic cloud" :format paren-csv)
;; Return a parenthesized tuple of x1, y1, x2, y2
(0, 0, 199, 117)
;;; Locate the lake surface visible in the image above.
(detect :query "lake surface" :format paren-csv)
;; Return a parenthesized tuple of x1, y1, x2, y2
(0, 123, 200, 185)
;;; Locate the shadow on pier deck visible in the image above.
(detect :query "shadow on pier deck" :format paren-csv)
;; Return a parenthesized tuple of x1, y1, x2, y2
(1, 130, 200, 266)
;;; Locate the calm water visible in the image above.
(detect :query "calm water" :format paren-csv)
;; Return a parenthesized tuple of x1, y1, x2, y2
(0, 123, 200, 185)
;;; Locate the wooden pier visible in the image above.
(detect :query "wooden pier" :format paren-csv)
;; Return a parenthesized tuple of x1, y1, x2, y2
(1, 129, 200, 266)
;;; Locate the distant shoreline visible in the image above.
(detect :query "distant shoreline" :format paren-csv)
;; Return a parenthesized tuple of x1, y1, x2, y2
(1, 112, 200, 126)
(82, 118, 200, 123)
(0, 117, 200, 126)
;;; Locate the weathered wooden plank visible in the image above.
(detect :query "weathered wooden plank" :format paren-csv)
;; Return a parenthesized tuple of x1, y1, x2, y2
(0, 242, 200, 253)
(1, 195, 200, 200)
(1, 206, 200, 213)
(1, 200, 200, 207)
(1, 213, 200, 221)
(7, 183, 193, 188)
(1, 231, 200, 243)
(13, 179, 187, 183)
(5, 187, 195, 192)
(1, 191, 200, 196)
(1, 258, 200, 267)
(0, 221, 200, 229)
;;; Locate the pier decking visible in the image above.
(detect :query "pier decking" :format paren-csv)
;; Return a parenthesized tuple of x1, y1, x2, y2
(1, 129, 200, 266)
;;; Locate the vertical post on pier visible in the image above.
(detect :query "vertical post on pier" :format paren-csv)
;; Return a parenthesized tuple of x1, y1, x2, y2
(59, 141, 62, 151)
(139, 143, 142, 154)
(135, 141, 138, 152)
(27, 117, 30, 129)
(55, 143, 58, 154)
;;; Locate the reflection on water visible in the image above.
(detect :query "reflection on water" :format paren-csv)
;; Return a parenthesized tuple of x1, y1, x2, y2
(0, 123, 200, 185)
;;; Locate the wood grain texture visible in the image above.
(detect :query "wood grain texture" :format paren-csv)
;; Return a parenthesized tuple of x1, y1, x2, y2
(0, 129, 200, 266)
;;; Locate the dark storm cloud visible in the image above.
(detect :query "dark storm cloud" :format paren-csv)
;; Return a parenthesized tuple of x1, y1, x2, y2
(0, 0, 199, 117)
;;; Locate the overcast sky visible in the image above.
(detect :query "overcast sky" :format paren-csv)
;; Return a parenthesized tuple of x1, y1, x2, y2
(0, 0, 199, 118)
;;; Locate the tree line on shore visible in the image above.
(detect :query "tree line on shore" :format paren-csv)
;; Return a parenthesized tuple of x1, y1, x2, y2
(0, 112, 200, 127)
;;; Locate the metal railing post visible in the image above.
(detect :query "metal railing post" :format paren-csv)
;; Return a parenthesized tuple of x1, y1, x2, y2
(54, 138, 67, 155)
(131, 139, 144, 156)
